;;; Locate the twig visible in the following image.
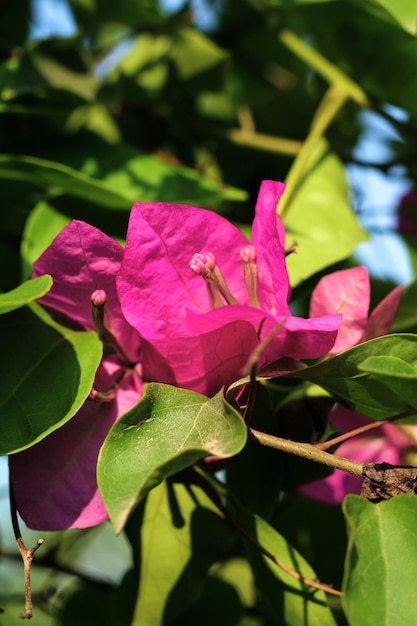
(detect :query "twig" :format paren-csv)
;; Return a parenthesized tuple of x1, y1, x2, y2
(191, 469, 342, 597)
(9, 475, 44, 619)
(250, 428, 363, 476)
(316, 409, 417, 451)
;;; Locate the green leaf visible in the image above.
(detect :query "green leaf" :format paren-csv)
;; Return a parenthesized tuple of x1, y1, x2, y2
(126, 480, 235, 626)
(0, 151, 246, 213)
(230, 499, 337, 626)
(291, 334, 417, 418)
(283, 141, 367, 286)
(299, 3, 417, 117)
(170, 28, 228, 80)
(343, 494, 417, 626)
(98, 384, 247, 532)
(21, 201, 71, 278)
(353, 0, 417, 35)
(0, 275, 52, 314)
(30, 51, 98, 101)
(0, 304, 102, 454)
(358, 354, 417, 408)
(0, 154, 136, 209)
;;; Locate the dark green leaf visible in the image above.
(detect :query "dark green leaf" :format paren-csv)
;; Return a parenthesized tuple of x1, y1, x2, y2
(0, 304, 102, 454)
(352, 0, 417, 35)
(98, 384, 247, 532)
(230, 499, 337, 626)
(291, 334, 417, 418)
(0, 152, 246, 211)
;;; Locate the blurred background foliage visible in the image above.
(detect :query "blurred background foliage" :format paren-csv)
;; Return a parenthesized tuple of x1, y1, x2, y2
(1, 0, 417, 293)
(2, 0, 417, 624)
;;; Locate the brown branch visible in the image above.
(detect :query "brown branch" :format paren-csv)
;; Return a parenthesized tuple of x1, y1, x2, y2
(9, 473, 44, 619)
(316, 409, 417, 451)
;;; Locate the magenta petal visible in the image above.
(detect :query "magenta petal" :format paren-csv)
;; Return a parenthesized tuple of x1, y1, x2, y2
(187, 305, 340, 366)
(259, 315, 341, 367)
(310, 266, 370, 353)
(364, 285, 403, 340)
(33, 220, 140, 361)
(140, 320, 259, 396)
(251, 181, 290, 315)
(10, 359, 142, 530)
(118, 202, 249, 339)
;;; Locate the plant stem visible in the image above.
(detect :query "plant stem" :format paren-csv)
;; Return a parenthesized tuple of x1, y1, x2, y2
(317, 409, 417, 451)
(226, 128, 303, 156)
(278, 84, 347, 217)
(9, 469, 44, 619)
(250, 428, 363, 476)
(278, 29, 368, 107)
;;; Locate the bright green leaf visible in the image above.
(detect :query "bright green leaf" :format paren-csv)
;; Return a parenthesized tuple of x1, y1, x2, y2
(358, 354, 417, 378)
(0, 275, 52, 314)
(290, 334, 417, 418)
(283, 141, 368, 286)
(98, 384, 247, 532)
(30, 52, 98, 101)
(343, 494, 417, 626)
(128, 480, 235, 626)
(21, 201, 71, 278)
(170, 28, 228, 80)
(0, 304, 102, 454)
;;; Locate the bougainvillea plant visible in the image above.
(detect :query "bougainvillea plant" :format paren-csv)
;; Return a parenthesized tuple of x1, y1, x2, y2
(5, 179, 417, 625)
(10, 180, 342, 531)
(4, 4, 417, 623)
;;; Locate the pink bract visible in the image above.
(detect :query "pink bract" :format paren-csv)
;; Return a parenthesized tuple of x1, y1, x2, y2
(117, 180, 341, 395)
(10, 222, 143, 530)
(310, 265, 402, 353)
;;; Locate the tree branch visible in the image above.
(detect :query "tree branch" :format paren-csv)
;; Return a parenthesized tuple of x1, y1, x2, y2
(9, 472, 44, 620)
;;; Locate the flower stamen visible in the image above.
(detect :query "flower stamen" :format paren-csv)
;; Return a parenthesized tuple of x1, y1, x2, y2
(240, 245, 260, 307)
(189, 252, 239, 308)
(90, 290, 134, 365)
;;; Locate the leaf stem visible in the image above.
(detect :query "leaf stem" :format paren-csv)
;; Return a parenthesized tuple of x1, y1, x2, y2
(278, 29, 368, 107)
(249, 428, 363, 476)
(226, 128, 303, 156)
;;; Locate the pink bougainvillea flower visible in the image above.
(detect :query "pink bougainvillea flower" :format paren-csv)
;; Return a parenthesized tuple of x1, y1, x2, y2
(309, 265, 402, 354)
(9, 221, 143, 530)
(116, 180, 341, 395)
(10, 180, 340, 530)
(300, 405, 417, 504)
